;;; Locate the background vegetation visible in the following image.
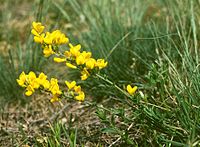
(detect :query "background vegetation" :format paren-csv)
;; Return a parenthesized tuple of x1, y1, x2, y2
(0, 0, 200, 146)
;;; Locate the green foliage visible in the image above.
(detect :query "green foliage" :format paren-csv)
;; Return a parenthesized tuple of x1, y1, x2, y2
(53, 0, 200, 145)
(1, 0, 200, 146)
(0, 0, 49, 104)
(35, 118, 78, 147)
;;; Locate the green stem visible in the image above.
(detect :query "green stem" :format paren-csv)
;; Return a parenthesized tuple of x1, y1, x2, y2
(84, 101, 112, 112)
(95, 73, 170, 111)
(95, 73, 137, 108)
(95, 73, 131, 98)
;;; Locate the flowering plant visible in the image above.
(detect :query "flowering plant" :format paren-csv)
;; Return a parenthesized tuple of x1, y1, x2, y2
(17, 22, 137, 103)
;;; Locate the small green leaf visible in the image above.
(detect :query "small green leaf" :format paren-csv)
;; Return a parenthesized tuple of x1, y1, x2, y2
(101, 128, 117, 134)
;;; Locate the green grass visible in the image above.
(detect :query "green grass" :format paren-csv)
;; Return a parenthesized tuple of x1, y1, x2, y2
(53, 0, 200, 145)
(0, 0, 49, 103)
(1, 0, 200, 146)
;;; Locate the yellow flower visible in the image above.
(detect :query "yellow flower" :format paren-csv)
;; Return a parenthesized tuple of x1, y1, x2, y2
(69, 43, 81, 57)
(51, 30, 69, 45)
(75, 51, 92, 65)
(31, 29, 39, 36)
(53, 57, 66, 63)
(65, 81, 76, 90)
(86, 58, 96, 69)
(81, 51, 92, 59)
(25, 85, 34, 96)
(64, 50, 71, 58)
(58, 34, 69, 44)
(76, 54, 86, 65)
(17, 71, 40, 96)
(74, 85, 81, 93)
(49, 78, 62, 95)
(66, 62, 77, 69)
(17, 71, 54, 96)
(17, 72, 27, 87)
(27, 72, 40, 89)
(30, 79, 40, 89)
(25, 91, 33, 96)
(127, 85, 138, 95)
(38, 72, 47, 81)
(96, 59, 108, 69)
(38, 73, 50, 89)
(40, 80, 50, 89)
(31, 22, 45, 36)
(44, 32, 53, 45)
(81, 68, 90, 80)
(43, 45, 55, 57)
(28, 71, 37, 82)
(81, 74, 88, 81)
(43, 30, 69, 45)
(34, 33, 45, 43)
(50, 94, 60, 103)
(75, 91, 85, 101)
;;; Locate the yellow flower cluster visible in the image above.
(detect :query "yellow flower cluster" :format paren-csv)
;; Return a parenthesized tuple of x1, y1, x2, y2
(31, 22, 108, 81)
(65, 81, 85, 101)
(31, 22, 69, 57)
(17, 71, 62, 102)
(55, 43, 108, 80)
(17, 21, 139, 104)
(17, 71, 85, 102)
(17, 71, 40, 96)
(48, 78, 62, 102)
(17, 21, 109, 103)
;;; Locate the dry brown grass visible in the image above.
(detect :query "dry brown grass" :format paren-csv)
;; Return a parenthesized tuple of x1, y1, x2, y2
(0, 93, 105, 146)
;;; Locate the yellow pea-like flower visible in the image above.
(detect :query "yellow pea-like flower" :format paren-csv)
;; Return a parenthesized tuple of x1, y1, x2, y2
(44, 30, 69, 45)
(69, 43, 81, 57)
(126, 85, 138, 95)
(49, 78, 62, 95)
(51, 30, 61, 39)
(25, 90, 33, 96)
(85, 58, 96, 69)
(76, 51, 93, 65)
(96, 59, 108, 69)
(44, 32, 53, 45)
(34, 36, 42, 43)
(25, 85, 35, 96)
(38, 72, 47, 81)
(81, 68, 90, 80)
(28, 71, 37, 82)
(76, 54, 86, 65)
(60, 37, 69, 44)
(27, 71, 40, 89)
(16, 71, 27, 87)
(66, 62, 77, 69)
(45, 80, 50, 89)
(74, 85, 81, 93)
(64, 51, 71, 58)
(38, 73, 50, 89)
(65, 81, 76, 90)
(75, 91, 85, 101)
(81, 51, 92, 59)
(31, 29, 39, 36)
(55, 32, 69, 45)
(30, 79, 40, 89)
(31, 22, 45, 36)
(50, 94, 60, 103)
(41, 80, 50, 89)
(33, 33, 45, 44)
(81, 74, 88, 81)
(43, 45, 55, 57)
(53, 57, 66, 63)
